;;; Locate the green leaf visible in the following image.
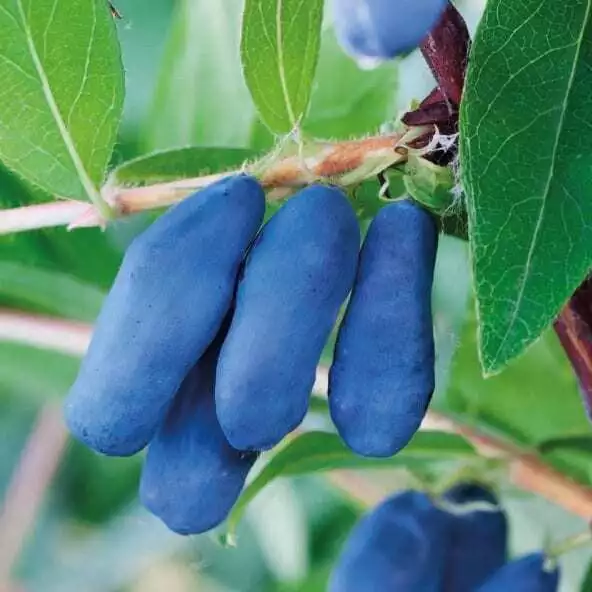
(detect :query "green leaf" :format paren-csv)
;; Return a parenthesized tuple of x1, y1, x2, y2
(144, 0, 255, 150)
(582, 560, 592, 591)
(538, 436, 592, 455)
(308, 395, 330, 415)
(0, 342, 80, 403)
(241, 0, 324, 133)
(0, 163, 123, 291)
(224, 430, 475, 544)
(460, 0, 592, 373)
(403, 154, 456, 215)
(109, 147, 260, 187)
(444, 305, 592, 485)
(0, 0, 124, 207)
(0, 261, 104, 321)
(303, 28, 398, 139)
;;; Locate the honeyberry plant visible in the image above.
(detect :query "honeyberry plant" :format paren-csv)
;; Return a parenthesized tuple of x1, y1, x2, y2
(1, 0, 592, 590)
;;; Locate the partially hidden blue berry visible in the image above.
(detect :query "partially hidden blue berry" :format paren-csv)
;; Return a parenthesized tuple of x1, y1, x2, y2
(329, 490, 449, 592)
(139, 330, 257, 535)
(477, 553, 560, 592)
(442, 482, 508, 592)
(332, 0, 448, 67)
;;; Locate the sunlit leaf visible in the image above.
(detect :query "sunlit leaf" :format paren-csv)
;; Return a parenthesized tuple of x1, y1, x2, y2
(241, 0, 324, 133)
(0, 0, 124, 204)
(460, 0, 592, 373)
(224, 430, 475, 543)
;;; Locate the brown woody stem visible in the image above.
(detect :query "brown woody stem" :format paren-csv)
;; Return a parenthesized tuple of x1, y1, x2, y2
(2, 309, 590, 519)
(0, 132, 414, 236)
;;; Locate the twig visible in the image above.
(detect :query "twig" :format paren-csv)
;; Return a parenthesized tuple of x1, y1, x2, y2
(548, 527, 592, 558)
(0, 310, 91, 357)
(0, 404, 68, 586)
(2, 310, 591, 518)
(325, 470, 389, 507)
(0, 200, 99, 235)
(0, 133, 415, 236)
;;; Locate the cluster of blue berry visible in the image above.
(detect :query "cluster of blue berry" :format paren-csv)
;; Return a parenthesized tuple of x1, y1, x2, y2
(64, 2, 563, 589)
(65, 177, 436, 533)
(330, 484, 559, 592)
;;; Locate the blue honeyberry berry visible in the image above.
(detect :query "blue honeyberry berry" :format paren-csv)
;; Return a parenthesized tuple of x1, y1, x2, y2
(215, 185, 360, 451)
(329, 199, 438, 458)
(331, 0, 448, 66)
(329, 490, 449, 592)
(139, 332, 257, 535)
(477, 553, 560, 592)
(442, 482, 508, 592)
(64, 175, 265, 456)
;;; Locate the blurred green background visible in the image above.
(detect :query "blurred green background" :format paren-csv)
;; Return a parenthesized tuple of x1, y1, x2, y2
(1, 1, 591, 590)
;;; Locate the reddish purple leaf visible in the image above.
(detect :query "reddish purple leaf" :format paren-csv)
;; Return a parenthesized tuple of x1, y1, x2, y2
(554, 277, 592, 421)
(420, 1, 470, 107)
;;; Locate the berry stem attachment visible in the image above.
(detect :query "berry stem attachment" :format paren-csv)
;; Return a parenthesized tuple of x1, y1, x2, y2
(547, 527, 592, 559)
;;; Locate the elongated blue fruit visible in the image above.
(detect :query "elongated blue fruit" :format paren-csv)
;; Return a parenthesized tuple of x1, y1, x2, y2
(139, 334, 257, 535)
(332, 0, 448, 66)
(329, 490, 449, 592)
(329, 200, 437, 457)
(216, 185, 360, 451)
(64, 175, 265, 456)
(477, 553, 560, 592)
(442, 482, 508, 592)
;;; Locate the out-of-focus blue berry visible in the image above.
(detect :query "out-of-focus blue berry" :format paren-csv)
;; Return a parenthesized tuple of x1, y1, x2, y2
(329, 490, 449, 592)
(477, 553, 560, 592)
(442, 482, 508, 591)
(332, 0, 448, 66)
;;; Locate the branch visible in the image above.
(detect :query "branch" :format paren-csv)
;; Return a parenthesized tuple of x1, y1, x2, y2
(2, 310, 591, 518)
(0, 404, 68, 586)
(0, 133, 416, 235)
(0, 310, 90, 357)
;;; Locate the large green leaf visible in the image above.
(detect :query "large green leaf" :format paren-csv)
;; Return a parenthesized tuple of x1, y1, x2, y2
(303, 29, 398, 139)
(224, 430, 475, 543)
(144, 0, 254, 150)
(460, 0, 592, 373)
(0, 0, 124, 206)
(241, 0, 324, 133)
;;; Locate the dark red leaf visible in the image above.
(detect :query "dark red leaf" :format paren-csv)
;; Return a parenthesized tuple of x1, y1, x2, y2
(554, 276, 592, 421)
(420, 2, 471, 107)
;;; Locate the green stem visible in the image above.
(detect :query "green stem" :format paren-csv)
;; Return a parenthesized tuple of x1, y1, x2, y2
(548, 528, 592, 559)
